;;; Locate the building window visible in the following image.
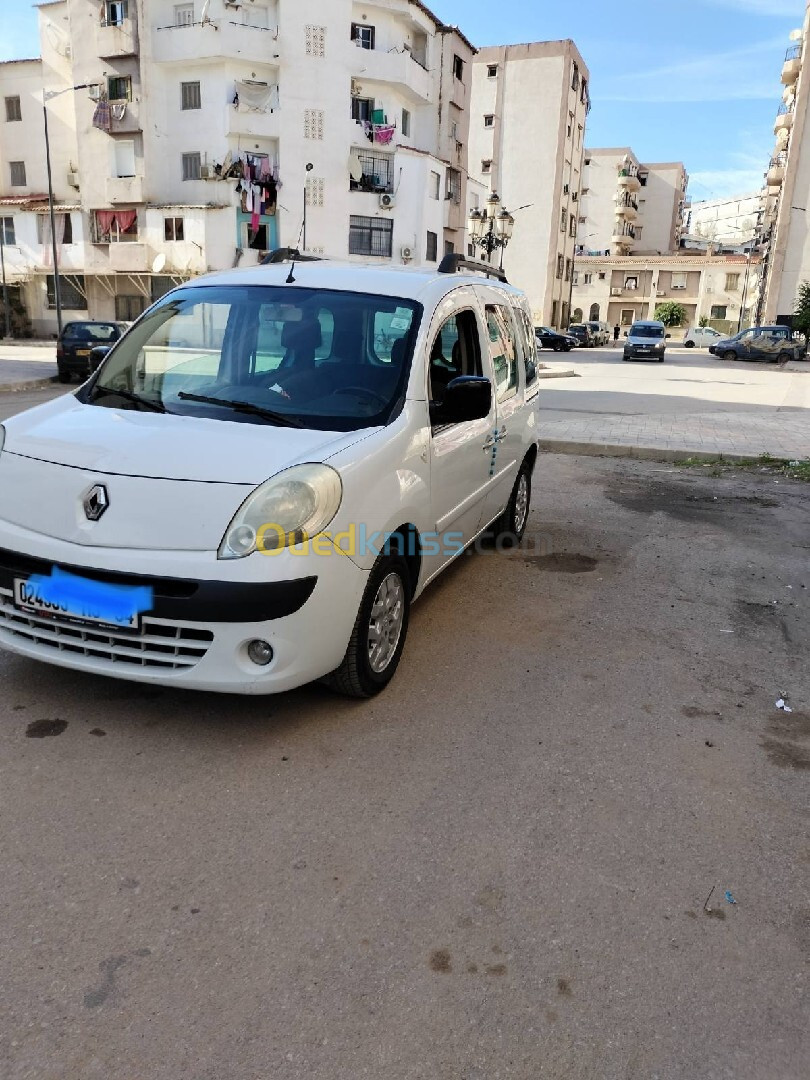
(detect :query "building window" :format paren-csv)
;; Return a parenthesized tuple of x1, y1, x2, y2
(671, 271, 687, 290)
(577, 124, 582, 149)
(164, 216, 184, 241)
(639, 173, 648, 186)
(621, 308, 634, 325)
(598, 271, 606, 280)
(108, 75, 132, 102)
(351, 97, 374, 124)
(115, 294, 146, 321)
(1, 217, 16, 245)
(481, 159, 492, 174)
(560, 209, 566, 232)
(92, 210, 138, 243)
(426, 231, 438, 262)
(487, 64, 498, 78)
(175, 4, 195, 26)
(565, 258, 571, 281)
(401, 108, 410, 137)
(624, 276, 638, 290)
(37, 213, 73, 244)
(446, 167, 461, 204)
(725, 273, 740, 291)
(571, 62, 579, 90)
(9, 162, 26, 187)
(556, 254, 564, 279)
(350, 149, 394, 194)
(182, 152, 201, 180)
(551, 300, 559, 327)
(444, 240, 455, 256)
(114, 139, 136, 177)
(5, 96, 21, 122)
(710, 305, 727, 320)
(484, 114, 494, 128)
(349, 215, 393, 257)
(583, 272, 592, 285)
(351, 22, 375, 49)
(581, 78, 588, 105)
(181, 81, 201, 110)
(569, 214, 577, 237)
(453, 54, 464, 80)
(572, 271, 579, 287)
(468, 243, 475, 257)
(430, 171, 441, 200)
(47, 274, 86, 310)
(104, 1, 128, 26)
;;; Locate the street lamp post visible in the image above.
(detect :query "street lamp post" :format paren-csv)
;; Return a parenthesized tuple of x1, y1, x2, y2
(468, 192, 515, 269)
(42, 84, 91, 337)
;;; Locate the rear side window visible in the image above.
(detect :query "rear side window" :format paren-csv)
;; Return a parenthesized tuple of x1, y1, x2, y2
(516, 306, 538, 386)
(485, 305, 518, 401)
(63, 323, 118, 342)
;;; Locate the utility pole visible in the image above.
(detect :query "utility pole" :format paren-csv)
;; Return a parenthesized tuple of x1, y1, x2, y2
(0, 219, 10, 338)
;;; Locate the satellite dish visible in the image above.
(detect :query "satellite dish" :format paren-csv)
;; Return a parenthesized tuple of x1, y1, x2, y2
(790, 29, 802, 41)
(152, 253, 166, 274)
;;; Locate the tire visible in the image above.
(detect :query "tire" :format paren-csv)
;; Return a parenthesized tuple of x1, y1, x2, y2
(324, 554, 411, 698)
(492, 461, 532, 545)
(553, 342, 563, 352)
(684, 340, 695, 348)
(723, 350, 737, 362)
(57, 367, 72, 384)
(777, 352, 791, 366)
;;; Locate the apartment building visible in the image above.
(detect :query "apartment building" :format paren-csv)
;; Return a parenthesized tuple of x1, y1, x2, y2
(577, 148, 688, 257)
(0, 0, 476, 336)
(572, 252, 760, 335)
(757, 5, 810, 324)
(468, 40, 590, 327)
(685, 192, 763, 245)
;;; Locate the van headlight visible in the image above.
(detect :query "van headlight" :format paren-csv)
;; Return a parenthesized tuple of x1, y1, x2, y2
(218, 463, 343, 560)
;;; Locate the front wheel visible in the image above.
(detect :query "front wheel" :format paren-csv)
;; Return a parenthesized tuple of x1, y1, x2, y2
(684, 340, 695, 348)
(553, 342, 563, 352)
(777, 351, 791, 365)
(56, 367, 72, 384)
(324, 555, 411, 698)
(723, 350, 737, 362)
(493, 462, 532, 545)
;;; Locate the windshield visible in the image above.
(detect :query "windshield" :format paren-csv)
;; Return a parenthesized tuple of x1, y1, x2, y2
(82, 285, 422, 431)
(630, 325, 665, 339)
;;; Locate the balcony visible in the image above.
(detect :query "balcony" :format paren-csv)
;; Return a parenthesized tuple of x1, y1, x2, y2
(615, 196, 638, 220)
(352, 48, 434, 104)
(106, 175, 144, 203)
(782, 44, 802, 84)
(152, 20, 279, 66)
(767, 158, 786, 187)
(775, 104, 794, 134)
(611, 228, 635, 249)
(226, 103, 280, 141)
(617, 170, 641, 192)
(109, 99, 142, 134)
(97, 16, 139, 58)
(108, 242, 149, 272)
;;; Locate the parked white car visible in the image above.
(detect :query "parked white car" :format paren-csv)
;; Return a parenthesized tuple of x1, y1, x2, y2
(0, 255, 540, 697)
(683, 326, 724, 348)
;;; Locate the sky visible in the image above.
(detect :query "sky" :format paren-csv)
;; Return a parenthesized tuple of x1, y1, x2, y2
(0, 0, 804, 203)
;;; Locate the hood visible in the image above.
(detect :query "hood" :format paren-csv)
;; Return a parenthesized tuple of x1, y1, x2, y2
(2, 394, 370, 485)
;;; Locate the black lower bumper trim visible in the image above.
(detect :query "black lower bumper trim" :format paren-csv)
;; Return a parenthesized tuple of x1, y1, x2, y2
(0, 547, 316, 623)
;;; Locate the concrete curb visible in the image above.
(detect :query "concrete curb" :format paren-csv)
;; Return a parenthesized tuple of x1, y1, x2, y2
(538, 439, 777, 464)
(536, 368, 578, 379)
(0, 376, 59, 395)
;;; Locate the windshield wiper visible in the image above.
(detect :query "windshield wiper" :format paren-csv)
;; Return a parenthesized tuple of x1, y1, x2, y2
(92, 385, 166, 413)
(177, 391, 305, 428)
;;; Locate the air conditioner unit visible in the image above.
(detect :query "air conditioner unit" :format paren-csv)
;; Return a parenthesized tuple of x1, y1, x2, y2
(610, 287, 622, 296)
(379, 193, 395, 209)
(200, 164, 216, 180)
(401, 245, 414, 260)
(88, 84, 101, 101)
(66, 171, 80, 188)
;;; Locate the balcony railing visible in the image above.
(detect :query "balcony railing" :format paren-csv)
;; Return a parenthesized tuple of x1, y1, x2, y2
(786, 43, 802, 61)
(349, 150, 394, 194)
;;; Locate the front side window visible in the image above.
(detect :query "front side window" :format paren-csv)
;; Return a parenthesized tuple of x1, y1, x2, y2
(83, 285, 422, 433)
(428, 310, 482, 406)
(485, 305, 518, 401)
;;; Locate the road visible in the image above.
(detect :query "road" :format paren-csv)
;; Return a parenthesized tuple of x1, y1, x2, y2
(0, 450, 808, 1079)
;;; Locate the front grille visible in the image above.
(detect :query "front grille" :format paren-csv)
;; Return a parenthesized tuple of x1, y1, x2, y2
(0, 587, 213, 670)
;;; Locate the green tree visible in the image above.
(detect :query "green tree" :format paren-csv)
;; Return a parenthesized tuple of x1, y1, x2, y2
(698, 315, 710, 328)
(793, 280, 810, 338)
(654, 301, 687, 327)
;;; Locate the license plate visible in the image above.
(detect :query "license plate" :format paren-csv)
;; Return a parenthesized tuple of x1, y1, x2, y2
(13, 576, 140, 631)
(76, 349, 91, 357)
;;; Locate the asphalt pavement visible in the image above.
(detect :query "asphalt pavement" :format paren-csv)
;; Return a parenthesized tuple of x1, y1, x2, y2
(0, 453, 807, 1079)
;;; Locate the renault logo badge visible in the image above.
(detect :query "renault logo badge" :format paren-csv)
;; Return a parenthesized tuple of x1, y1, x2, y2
(83, 484, 109, 522)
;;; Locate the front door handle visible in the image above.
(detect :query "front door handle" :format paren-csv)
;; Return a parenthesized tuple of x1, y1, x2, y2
(495, 426, 507, 442)
(482, 436, 496, 451)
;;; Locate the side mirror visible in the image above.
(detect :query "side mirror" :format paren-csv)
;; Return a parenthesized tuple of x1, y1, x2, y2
(623, 331, 628, 338)
(430, 376, 492, 425)
(89, 344, 112, 373)
(665, 333, 672, 339)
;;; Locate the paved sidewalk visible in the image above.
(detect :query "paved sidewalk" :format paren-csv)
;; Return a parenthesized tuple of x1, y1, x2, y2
(0, 344, 58, 392)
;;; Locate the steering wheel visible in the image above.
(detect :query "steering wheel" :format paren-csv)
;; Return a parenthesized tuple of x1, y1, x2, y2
(332, 386, 387, 408)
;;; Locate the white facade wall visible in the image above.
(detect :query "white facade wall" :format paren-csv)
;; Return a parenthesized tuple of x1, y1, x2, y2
(469, 41, 590, 326)
(687, 193, 763, 244)
(641, 163, 688, 253)
(1, 0, 476, 336)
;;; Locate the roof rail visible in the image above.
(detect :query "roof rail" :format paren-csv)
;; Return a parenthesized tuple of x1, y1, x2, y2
(261, 247, 324, 265)
(437, 254, 508, 283)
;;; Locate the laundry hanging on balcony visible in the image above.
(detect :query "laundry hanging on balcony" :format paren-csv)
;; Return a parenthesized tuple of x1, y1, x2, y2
(110, 102, 127, 121)
(233, 81, 279, 113)
(92, 95, 111, 132)
(373, 124, 396, 145)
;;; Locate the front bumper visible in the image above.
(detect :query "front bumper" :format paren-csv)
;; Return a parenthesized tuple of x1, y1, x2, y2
(0, 529, 367, 695)
(624, 347, 665, 360)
